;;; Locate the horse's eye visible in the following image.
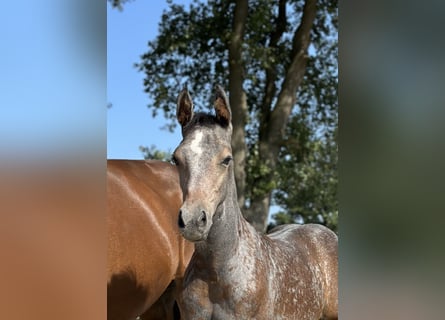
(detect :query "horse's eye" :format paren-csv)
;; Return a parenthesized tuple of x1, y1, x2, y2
(171, 155, 178, 166)
(221, 156, 233, 167)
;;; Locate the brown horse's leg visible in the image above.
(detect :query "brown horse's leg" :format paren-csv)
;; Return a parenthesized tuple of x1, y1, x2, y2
(140, 281, 179, 320)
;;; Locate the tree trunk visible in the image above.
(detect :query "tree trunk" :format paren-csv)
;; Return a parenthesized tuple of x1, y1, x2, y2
(244, 0, 317, 233)
(228, 0, 248, 209)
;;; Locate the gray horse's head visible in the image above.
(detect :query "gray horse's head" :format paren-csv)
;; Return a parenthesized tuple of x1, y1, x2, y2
(173, 85, 233, 242)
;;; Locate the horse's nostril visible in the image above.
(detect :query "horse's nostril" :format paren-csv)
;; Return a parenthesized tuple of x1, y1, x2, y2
(178, 210, 185, 229)
(199, 211, 207, 224)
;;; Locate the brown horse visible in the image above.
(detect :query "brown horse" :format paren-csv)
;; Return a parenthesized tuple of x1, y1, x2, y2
(173, 86, 338, 319)
(107, 160, 194, 320)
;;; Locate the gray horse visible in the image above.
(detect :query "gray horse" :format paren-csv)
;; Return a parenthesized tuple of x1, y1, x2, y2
(173, 85, 338, 320)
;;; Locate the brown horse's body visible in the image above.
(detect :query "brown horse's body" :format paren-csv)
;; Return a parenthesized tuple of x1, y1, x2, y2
(107, 160, 194, 320)
(174, 86, 338, 319)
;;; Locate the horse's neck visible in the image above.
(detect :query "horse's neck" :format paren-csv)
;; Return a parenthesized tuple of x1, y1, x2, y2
(196, 176, 256, 265)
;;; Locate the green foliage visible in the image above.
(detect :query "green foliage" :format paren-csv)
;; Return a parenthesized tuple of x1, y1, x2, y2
(108, 0, 135, 11)
(273, 122, 338, 232)
(139, 145, 171, 161)
(245, 144, 279, 200)
(137, 0, 232, 124)
(134, 0, 338, 231)
(107, 0, 134, 11)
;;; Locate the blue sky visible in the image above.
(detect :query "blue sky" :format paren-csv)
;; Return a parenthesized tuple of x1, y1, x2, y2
(107, 1, 190, 159)
(2, 0, 181, 160)
(1, 1, 105, 158)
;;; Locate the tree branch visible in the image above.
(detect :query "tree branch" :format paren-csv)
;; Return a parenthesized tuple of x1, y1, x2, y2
(269, 0, 317, 146)
(245, 0, 317, 231)
(228, 0, 249, 208)
(259, 0, 287, 140)
(270, 0, 287, 47)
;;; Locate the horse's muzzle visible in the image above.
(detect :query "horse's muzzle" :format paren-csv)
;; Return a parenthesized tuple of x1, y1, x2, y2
(178, 208, 210, 242)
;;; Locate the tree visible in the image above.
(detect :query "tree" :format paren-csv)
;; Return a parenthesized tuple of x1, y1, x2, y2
(108, 0, 134, 11)
(273, 124, 338, 232)
(112, 0, 338, 233)
(139, 145, 171, 161)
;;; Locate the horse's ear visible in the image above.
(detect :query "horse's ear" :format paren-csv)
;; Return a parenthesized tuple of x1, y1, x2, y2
(214, 85, 231, 127)
(177, 87, 194, 128)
